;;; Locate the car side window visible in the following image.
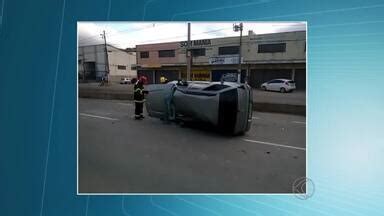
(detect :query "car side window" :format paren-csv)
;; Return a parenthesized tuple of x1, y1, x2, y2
(276, 80, 284, 83)
(268, 80, 276, 84)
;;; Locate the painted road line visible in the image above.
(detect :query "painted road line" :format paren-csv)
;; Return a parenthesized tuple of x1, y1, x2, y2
(80, 113, 118, 121)
(242, 139, 306, 151)
(252, 116, 261, 119)
(292, 121, 306, 124)
(117, 102, 133, 106)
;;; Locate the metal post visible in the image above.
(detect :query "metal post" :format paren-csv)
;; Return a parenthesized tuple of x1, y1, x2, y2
(238, 23, 243, 83)
(233, 23, 243, 83)
(186, 23, 191, 81)
(291, 68, 296, 81)
(102, 30, 110, 82)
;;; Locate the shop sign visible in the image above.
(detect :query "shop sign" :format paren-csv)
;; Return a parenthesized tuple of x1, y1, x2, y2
(209, 56, 243, 65)
(221, 73, 238, 82)
(191, 69, 211, 81)
(180, 39, 211, 47)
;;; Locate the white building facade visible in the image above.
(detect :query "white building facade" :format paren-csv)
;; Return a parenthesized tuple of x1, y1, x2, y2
(78, 44, 136, 82)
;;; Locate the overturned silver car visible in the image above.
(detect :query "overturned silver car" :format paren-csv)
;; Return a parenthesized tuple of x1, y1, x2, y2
(145, 80, 253, 135)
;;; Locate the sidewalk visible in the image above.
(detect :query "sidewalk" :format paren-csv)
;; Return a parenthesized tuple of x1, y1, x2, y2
(252, 89, 305, 115)
(79, 83, 306, 115)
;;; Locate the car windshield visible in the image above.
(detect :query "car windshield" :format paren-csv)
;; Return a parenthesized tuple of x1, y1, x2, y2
(288, 81, 295, 83)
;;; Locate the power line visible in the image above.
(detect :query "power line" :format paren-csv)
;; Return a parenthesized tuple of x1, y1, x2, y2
(78, 24, 230, 45)
(78, 26, 233, 48)
(136, 27, 230, 44)
(78, 49, 136, 56)
(80, 28, 305, 49)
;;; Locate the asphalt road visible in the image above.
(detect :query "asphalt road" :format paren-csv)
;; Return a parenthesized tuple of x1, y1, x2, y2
(78, 98, 306, 193)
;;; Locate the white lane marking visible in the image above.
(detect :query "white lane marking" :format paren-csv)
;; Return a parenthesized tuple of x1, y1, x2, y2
(242, 139, 306, 151)
(252, 116, 260, 119)
(292, 121, 306, 124)
(117, 102, 133, 106)
(80, 113, 118, 121)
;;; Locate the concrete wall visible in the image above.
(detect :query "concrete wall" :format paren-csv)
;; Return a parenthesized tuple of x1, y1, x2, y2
(136, 42, 181, 66)
(107, 46, 136, 81)
(245, 31, 306, 63)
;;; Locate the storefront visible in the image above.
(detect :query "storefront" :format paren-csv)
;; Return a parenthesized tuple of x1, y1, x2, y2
(154, 70, 179, 83)
(137, 70, 155, 84)
(136, 31, 306, 88)
(191, 69, 210, 81)
(138, 68, 181, 84)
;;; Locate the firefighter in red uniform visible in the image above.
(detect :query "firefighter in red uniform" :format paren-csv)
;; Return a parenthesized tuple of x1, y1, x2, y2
(134, 76, 148, 119)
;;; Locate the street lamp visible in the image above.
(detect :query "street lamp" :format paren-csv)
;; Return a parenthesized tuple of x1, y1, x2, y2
(233, 23, 243, 83)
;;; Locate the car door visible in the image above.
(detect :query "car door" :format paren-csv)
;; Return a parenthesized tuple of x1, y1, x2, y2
(267, 80, 277, 91)
(274, 80, 284, 90)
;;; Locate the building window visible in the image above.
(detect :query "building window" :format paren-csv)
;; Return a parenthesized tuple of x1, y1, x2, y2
(218, 46, 239, 55)
(258, 43, 286, 53)
(140, 51, 149, 58)
(117, 65, 126, 70)
(158, 50, 175, 57)
(191, 48, 206, 57)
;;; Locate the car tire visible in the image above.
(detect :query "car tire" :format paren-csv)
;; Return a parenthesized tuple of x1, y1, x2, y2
(262, 86, 267, 91)
(280, 87, 286, 93)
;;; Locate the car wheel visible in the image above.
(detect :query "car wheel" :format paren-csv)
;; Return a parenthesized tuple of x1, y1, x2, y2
(262, 86, 267, 91)
(280, 87, 286, 93)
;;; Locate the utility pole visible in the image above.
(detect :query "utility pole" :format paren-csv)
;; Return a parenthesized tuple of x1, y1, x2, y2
(186, 23, 191, 81)
(101, 30, 110, 82)
(233, 23, 243, 83)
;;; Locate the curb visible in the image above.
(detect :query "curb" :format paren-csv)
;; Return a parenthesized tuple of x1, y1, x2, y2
(253, 102, 305, 116)
(79, 89, 306, 116)
(79, 88, 133, 100)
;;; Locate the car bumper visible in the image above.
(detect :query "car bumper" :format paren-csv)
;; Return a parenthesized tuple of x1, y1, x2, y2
(286, 86, 296, 91)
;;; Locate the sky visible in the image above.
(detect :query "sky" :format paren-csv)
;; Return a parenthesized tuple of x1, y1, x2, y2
(78, 22, 306, 49)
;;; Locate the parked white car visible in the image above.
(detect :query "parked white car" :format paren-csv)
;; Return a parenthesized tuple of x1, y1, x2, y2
(120, 77, 131, 84)
(260, 79, 296, 93)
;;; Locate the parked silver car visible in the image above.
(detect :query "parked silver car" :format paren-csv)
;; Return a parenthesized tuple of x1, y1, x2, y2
(120, 77, 131, 84)
(261, 79, 296, 93)
(145, 81, 253, 135)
